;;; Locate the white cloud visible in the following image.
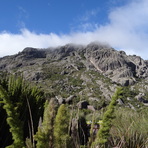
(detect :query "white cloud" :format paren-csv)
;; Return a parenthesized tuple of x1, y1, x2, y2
(0, 0, 148, 59)
(95, 0, 148, 59)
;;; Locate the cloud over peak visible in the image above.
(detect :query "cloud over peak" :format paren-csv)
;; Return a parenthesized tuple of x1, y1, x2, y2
(0, 0, 148, 59)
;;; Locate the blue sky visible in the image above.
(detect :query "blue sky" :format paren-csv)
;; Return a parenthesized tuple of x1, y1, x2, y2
(0, 0, 148, 59)
(0, 0, 127, 33)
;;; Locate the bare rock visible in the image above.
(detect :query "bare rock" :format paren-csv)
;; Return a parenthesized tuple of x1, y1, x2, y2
(22, 47, 46, 59)
(65, 95, 75, 104)
(55, 96, 65, 104)
(128, 103, 136, 110)
(118, 98, 124, 105)
(87, 105, 95, 111)
(135, 93, 145, 102)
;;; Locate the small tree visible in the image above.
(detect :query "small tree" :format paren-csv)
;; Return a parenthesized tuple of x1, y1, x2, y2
(94, 87, 123, 147)
(54, 104, 71, 148)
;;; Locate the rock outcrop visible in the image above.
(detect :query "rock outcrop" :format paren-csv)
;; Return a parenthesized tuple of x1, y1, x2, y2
(0, 43, 148, 108)
(0, 43, 148, 85)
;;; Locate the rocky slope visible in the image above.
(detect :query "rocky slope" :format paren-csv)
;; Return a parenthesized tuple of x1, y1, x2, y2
(0, 43, 148, 110)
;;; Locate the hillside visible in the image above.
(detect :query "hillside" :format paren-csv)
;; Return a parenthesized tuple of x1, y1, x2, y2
(0, 43, 148, 148)
(0, 43, 148, 110)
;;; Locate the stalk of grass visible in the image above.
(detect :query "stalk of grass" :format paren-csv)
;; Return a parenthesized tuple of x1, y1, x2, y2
(109, 108, 148, 148)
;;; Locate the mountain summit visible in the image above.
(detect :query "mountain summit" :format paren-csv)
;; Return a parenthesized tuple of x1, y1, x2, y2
(0, 43, 148, 109)
(0, 43, 148, 85)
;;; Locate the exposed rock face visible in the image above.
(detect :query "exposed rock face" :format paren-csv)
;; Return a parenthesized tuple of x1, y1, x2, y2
(21, 47, 46, 59)
(135, 93, 145, 101)
(0, 48, 46, 71)
(135, 93, 148, 104)
(0, 43, 148, 106)
(128, 55, 148, 78)
(0, 43, 147, 85)
(86, 45, 136, 85)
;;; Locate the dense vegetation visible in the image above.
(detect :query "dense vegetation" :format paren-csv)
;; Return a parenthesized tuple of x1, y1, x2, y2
(0, 75, 45, 148)
(0, 75, 147, 148)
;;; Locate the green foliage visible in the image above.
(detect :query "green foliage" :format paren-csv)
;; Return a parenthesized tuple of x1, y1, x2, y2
(94, 87, 123, 146)
(42, 64, 63, 81)
(0, 75, 45, 147)
(109, 108, 148, 147)
(122, 86, 138, 98)
(69, 77, 83, 87)
(25, 138, 33, 148)
(0, 72, 147, 148)
(0, 81, 24, 147)
(54, 104, 71, 148)
(35, 99, 57, 148)
(88, 112, 95, 147)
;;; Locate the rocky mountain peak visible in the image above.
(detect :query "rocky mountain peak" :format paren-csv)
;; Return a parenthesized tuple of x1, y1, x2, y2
(0, 43, 148, 86)
(21, 47, 46, 59)
(0, 43, 148, 109)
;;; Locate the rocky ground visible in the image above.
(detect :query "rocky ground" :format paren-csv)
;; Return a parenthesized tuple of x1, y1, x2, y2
(0, 43, 148, 110)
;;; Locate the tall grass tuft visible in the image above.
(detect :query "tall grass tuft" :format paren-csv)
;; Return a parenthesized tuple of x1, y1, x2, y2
(109, 108, 148, 148)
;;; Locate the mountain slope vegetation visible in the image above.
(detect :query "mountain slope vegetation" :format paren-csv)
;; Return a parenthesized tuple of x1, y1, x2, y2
(0, 43, 147, 147)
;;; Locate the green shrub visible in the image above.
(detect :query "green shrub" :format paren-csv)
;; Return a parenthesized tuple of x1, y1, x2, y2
(110, 108, 148, 148)
(34, 99, 57, 148)
(54, 104, 71, 148)
(94, 87, 123, 147)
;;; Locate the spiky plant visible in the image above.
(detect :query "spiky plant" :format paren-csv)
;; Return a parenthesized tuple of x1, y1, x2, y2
(54, 104, 71, 148)
(94, 87, 123, 147)
(34, 99, 57, 148)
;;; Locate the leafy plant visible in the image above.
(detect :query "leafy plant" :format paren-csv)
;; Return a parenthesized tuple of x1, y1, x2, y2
(54, 104, 71, 148)
(0, 75, 45, 147)
(94, 87, 123, 147)
(110, 108, 148, 148)
(34, 99, 57, 148)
